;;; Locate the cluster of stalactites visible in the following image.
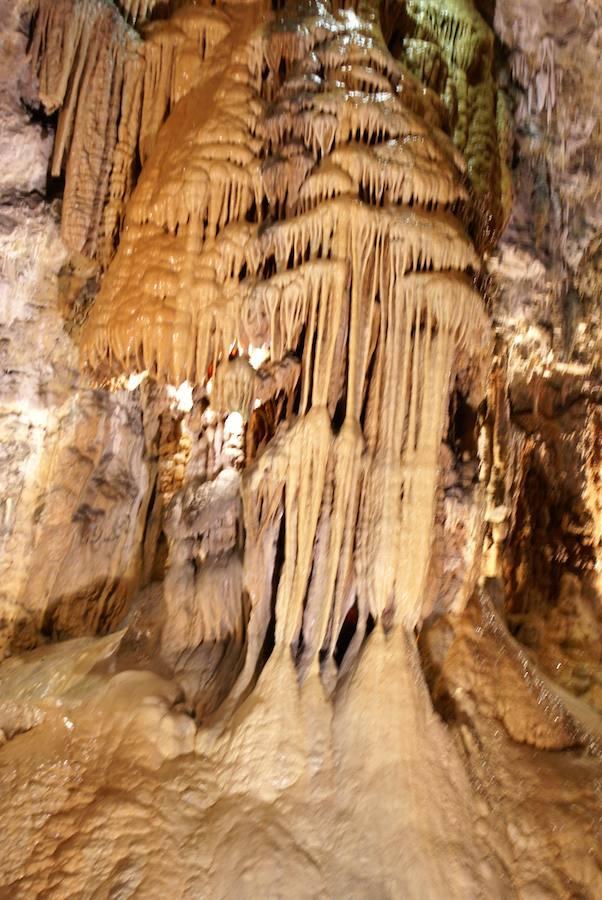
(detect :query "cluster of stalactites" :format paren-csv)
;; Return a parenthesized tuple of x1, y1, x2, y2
(397, 0, 511, 242)
(510, 37, 556, 123)
(37, 0, 494, 662)
(114, 0, 161, 26)
(30, 0, 236, 264)
(31, 0, 140, 260)
(231, 272, 489, 687)
(80, 197, 481, 382)
(404, 0, 492, 75)
(80, 0, 481, 385)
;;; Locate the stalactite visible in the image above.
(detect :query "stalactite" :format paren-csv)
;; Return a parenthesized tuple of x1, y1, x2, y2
(398, 0, 505, 243)
(38, 0, 498, 692)
(30, 0, 237, 265)
(115, 0, 162, 26)
(30, 0, 142, 259)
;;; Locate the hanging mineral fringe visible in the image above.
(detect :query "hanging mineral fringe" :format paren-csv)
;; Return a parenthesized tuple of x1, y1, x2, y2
(29, 0, 236, 265)
(36, 0, 499, 683)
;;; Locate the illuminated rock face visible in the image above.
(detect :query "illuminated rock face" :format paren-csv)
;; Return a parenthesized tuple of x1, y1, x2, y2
(0, 1, 600, 897)
(32, 0, 495, 664)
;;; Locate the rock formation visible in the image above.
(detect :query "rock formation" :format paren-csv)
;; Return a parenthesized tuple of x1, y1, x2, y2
(0, 0, 600, 896)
